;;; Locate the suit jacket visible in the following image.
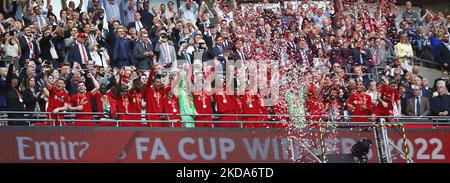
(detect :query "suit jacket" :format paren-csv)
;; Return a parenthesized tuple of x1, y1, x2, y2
(39, 35, 54, 61)
(436, 43, 450, 70)
(133, 41, 154, 70)
(155, 42, 177, 67)
(18, 35, 40, 67)
(31, 15, 49, 27)
(406, 96, 430, 116)
(351, 48, 371, 66)
(67, 43, 92, 65)
(431, 94, 450, 116)
(127, 20, 149, 32)
(197, 21, 210, 36)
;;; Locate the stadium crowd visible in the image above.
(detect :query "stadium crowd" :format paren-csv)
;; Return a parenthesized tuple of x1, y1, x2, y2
(0, 0, 450, 127)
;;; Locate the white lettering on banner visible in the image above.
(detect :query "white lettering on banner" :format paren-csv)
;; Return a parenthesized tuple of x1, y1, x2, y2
(242, 138, 271, 160)
(430, 138, 445, 160)
(16, 136, 89, 161)
(219, 138, 235, 160)
(198, 138, 217, 160)
(396, 138, 445, 160)
(178, 137, 235, 160)
(17, 137, 34, 160)
(135, 137, 171, 160)
(178, 137, 197, 160)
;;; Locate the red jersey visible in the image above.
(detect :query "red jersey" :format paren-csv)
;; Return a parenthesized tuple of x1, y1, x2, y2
(143, 67, 170, 127)
(47, 86, 70, 125)
(47, 86, 70, 112)
(347, 92, 373, 122)
(306, 98, 327, 122)
(69, 91, 94, 126)
(127, 90, 144, 120)
(241, 93, 263, 127)
(93, 91, 117, 119)
(213, 92, 240, 127)
(93, 92, 117, 126)
(192, 92, 213, 127)
(379, 87, 400, 110)
(162, 95, 181, 127)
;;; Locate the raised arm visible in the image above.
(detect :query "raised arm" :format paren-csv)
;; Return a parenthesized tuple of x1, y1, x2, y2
(146, 66, 155, 88)
(77, 0, 84, 10)
(62, 0, 68, 10)
(89, 73, 100, 93)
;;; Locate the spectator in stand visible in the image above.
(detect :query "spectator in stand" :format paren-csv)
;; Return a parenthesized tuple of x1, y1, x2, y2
(133, 32, 154, 71)
(436, 33, 450, 71)
(406, 85, 430, 117)
(179, 0, 198, 24)
(431, 81, 450, 116)
(395, 34, 414, 72)
(434, 71, 450, 92)
(67, 32, 91, 66)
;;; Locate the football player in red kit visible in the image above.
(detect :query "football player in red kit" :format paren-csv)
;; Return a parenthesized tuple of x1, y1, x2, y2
(241, 89, 264, 128)
(163, 91, 181, 127)
(144, 66, 171, 127)
(306, 83, 327, 122)
(213, 84, 240, 128)
(44, 78, 71, 126)
(68, 73, 100, 126)
(192, 78, 214, 127)
(120, 78, 146, 127)
(373, 79, 401, 122)
(346, 81, 373, 122)
(93, 84, 117, 126)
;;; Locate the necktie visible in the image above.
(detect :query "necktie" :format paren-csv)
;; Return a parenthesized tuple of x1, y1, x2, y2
(415, 97, 420, 116)
(165, 44, 171, 63)
(27, 37, 35, 58)
(38, 16, 44, 30)
(80, 44, 88, 64)
(144, 43, 148, 50)
(136, 21, 142, 32)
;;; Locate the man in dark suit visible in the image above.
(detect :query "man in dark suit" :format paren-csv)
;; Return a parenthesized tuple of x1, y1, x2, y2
(231, 40, 248, 61)
(406, 85, 431, 116)
(19, 26, 40, 67)
(431, 81, 450, 116)
(197, 13, 211, 36)
(108, 27, 132, 68)
(204, 25, 219, 49)
(298, 39, 313, 68)
(127, 12, 148, 34)
(133, 32, 154, 71)
(67, 33, 92, 66)
(204, 36, 226, 72)
(436, 33, 450, 71)
(137, 0, 154, 28)
(350, 41, 372, 68)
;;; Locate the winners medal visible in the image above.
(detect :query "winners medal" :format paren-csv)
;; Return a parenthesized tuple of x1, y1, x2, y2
(19, 98, 23, 103)
(249, 104, 253, 108)
(173, 109, 177, 113)
(223, 99, 227, 104)
(203, 104, 207, 108)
